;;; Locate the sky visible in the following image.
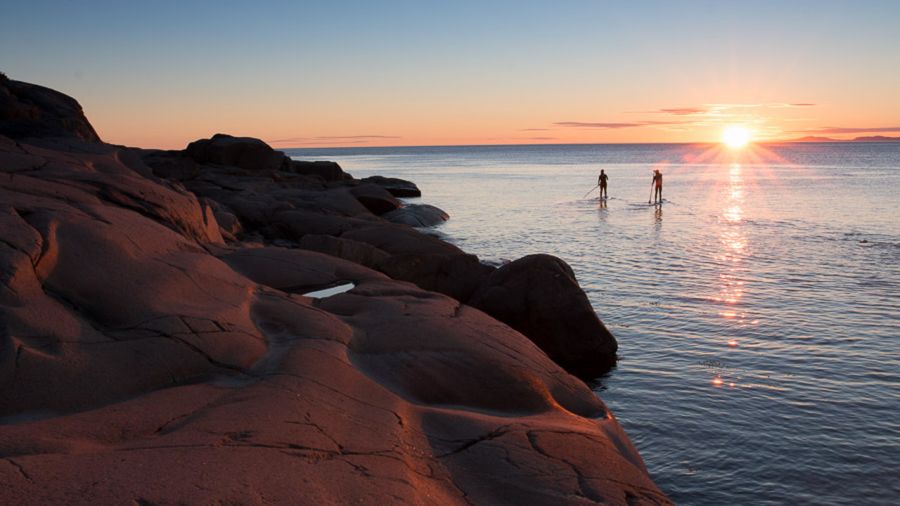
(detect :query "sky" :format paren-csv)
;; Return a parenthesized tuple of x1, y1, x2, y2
(2, 0, 899, 149)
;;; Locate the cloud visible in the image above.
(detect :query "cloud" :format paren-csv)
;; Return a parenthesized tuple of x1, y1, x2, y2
(658, 107, 708, 115)
(554, 120, 688, 129)
(788, 103, 816, 107)
(792, 126, 900, 134)
(270, 135, 400, 144)
(555, 122, 644, 128)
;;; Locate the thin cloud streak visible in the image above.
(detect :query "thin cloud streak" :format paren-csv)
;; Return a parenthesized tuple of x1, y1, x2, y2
(659, 107, 708, 115)
(554, 120, 688, 129)
(271, 135, 401, 144)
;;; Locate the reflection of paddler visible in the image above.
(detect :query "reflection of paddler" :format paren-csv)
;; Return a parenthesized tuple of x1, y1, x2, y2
(650, 169, 663, 204)
(598, 169, 608, 198)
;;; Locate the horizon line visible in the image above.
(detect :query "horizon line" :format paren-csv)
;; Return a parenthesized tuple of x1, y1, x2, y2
(278, 138, 900, 151)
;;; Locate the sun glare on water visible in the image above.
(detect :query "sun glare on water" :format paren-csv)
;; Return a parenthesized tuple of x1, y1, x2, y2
(722, 125, 752, 149)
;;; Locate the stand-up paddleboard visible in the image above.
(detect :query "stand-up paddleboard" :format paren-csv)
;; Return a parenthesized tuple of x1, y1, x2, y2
(629, 199, 668, 208)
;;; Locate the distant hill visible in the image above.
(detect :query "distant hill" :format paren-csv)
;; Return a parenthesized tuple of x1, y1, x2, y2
(851, 135, 900, 142)
(788, 136, 839, 142)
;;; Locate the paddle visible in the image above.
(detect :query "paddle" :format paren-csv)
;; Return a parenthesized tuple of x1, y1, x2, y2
(648, 183, 654, 204)
(583, 185, 600, 198)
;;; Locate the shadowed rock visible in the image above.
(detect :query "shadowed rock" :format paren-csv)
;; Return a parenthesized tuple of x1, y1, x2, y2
(297, 234, 391, 268)
(360, 175, 421, 197)
(349, 183, 402, 215)
(378, 253, 494, 302)
(470, 254, 619, 379)
(290, 160, 352, 181)
(0, 78, 100, 142)
(185, 133, 289, 172)
(383, 203, 449, 227)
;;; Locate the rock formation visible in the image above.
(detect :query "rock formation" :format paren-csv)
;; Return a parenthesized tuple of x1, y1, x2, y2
(0, 77, 667, 505)
(0, 76, 101, 142)
(141, 134, 618, 378)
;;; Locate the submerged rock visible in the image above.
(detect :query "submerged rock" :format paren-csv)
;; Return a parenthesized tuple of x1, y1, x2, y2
(470, 254, 619, 379)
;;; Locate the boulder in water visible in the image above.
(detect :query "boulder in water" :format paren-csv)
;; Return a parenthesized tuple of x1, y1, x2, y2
(469, 254, 618, 379)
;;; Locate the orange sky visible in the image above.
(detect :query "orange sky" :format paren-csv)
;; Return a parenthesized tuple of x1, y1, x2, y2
(4, 1, 899, 149)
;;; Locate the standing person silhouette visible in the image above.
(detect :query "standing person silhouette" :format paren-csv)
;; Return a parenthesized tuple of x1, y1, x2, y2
(651, 169, 663, 204)
(598, 169, 609, 199)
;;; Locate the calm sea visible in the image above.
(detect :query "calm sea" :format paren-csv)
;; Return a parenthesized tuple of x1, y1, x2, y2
(286, 143, 900, 505)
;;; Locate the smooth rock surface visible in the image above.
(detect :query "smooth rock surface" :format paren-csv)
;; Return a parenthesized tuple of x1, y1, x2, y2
(0, 78, 663, 505)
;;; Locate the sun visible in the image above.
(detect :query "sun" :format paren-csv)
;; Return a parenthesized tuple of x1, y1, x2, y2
(722, 125, 752, 149)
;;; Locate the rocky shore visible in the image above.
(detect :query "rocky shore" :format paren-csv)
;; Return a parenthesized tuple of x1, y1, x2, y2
(0, 76, 669, 504)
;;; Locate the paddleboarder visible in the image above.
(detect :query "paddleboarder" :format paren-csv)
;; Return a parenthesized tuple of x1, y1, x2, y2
(598, 170, 608, 199)
(651, 169, 663, 204)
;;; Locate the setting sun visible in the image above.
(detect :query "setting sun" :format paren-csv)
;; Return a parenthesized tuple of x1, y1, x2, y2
(722, 125, 752, 149)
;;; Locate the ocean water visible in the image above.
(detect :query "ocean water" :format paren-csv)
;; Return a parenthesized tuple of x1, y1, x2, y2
(286, 143, 900, 505)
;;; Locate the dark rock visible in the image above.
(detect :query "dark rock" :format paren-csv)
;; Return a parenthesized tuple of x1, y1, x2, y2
(269, 210, 374, 239)
(378, 253, 495, 302)
(349, 184, 402, 215)
(142, 150, 199, 180)
(341, 225, 462, 256)
(289, 160, 352, 181)
(204, 198, 242, 236)
(337, 225, 495, 300)
(382, 204, 448, 227)
(469, 254, 618, 379)
(297, 234, 391, 268)
(0, 78, 101, 142)
(185, 134, 288, 172)
(361, 175, 421, 197)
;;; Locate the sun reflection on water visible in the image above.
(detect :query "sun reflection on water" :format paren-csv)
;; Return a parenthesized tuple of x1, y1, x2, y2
(710, 163, 754, 387)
